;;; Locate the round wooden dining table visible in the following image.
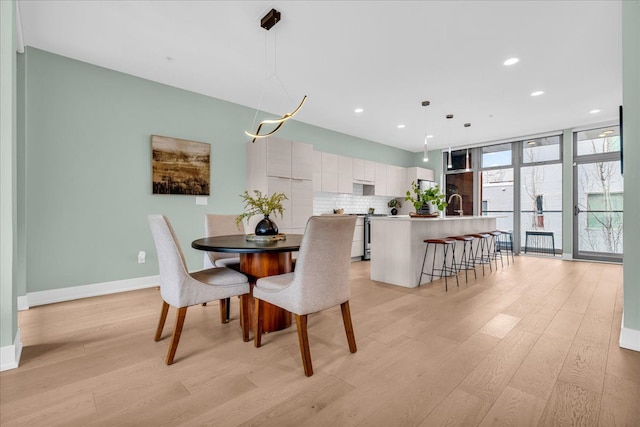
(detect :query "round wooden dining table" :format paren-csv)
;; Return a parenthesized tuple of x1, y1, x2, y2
(191, 234, 303, 333)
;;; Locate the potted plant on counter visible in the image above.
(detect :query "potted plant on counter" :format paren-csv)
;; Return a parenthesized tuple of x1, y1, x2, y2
(236, 190, 288, 235)
(387, 199, 401, 215)
(405, 181, 447, 216)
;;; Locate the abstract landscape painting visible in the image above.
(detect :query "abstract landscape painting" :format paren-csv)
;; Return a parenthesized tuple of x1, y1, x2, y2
(151, 135, 210, 195)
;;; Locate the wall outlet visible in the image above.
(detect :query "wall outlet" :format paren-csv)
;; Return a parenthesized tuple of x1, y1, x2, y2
(138, 251, 146, 264)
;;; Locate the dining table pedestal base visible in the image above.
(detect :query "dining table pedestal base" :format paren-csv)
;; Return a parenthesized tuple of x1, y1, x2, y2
(240, 252, 293, 332)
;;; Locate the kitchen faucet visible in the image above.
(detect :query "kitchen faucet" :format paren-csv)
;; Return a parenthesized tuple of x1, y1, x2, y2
(448, 193, 464, 216)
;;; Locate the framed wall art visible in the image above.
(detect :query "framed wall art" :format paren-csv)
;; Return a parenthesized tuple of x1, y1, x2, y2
(151, 135, 210, 195)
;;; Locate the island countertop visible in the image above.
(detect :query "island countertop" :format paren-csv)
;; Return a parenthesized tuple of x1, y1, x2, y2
(368, 215, 501, 221)
(369, 215, 497, 288)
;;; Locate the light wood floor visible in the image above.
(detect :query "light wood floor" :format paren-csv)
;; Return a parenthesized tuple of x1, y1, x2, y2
(2, 257, 639, 426)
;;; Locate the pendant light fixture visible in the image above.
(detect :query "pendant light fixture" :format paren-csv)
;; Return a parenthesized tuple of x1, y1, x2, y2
(422, 100, 430, 162)
(464, 122, 471, 171)
(446, 114, 454, 169)
(245, 9, 307, 143)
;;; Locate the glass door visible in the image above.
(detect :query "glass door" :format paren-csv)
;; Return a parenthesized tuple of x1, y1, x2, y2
(573, 126, 623, 262)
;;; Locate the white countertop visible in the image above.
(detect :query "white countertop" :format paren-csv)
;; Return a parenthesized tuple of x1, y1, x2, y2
(369, 215, 501, 221)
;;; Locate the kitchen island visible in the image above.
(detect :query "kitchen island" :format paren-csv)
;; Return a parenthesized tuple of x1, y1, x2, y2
(369, 215, 497, 288)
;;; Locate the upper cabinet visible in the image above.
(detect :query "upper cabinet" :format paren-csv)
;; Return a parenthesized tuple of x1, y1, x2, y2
(406, 167, 436, 192)
(292, 141, 313, 180)
(246, 137, 314, 234)
(309, 149, 435, 198)
(374, 162, 388, 196)
(265, 137, 292, 178)
(353, 159, 375, 184)
(313, 151, 322, 192)
(321, 152, 338, 193)
(337, 155, 353, 193)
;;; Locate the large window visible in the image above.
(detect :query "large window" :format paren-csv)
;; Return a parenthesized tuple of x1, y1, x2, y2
(522, 136, 561, 163)
(482, 143, 512, 168)
(480, 135, 563, 255)
(576, 127, 620, 156)
(574, 125, 623, 261)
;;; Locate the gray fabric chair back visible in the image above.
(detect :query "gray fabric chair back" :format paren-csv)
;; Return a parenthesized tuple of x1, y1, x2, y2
(291, 215, 356, 314)
(204, 214, 243, 266)
(148, 214, 190, 307)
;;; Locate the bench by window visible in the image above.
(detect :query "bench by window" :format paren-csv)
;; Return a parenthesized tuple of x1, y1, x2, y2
(524, 231, 556, 256)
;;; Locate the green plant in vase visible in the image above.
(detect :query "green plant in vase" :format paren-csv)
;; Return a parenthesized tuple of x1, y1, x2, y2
(404, 181, 447, 215)
(236, 190, 288, 235)
(387, 198, 401, 215)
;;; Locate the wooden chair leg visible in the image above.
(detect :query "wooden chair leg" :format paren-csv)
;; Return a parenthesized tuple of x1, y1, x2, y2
(340, 301, 357, 353)
(295, 314, 313, 377)
(254, 298, 264, 348)
(219, 298, 230, 324)
(240, 294, 250, 342)
(154, 301, 170, 342)
(166, 306, 187, 365)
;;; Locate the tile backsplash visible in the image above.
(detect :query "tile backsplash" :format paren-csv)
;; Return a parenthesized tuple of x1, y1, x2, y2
(313, 184, 398, 215)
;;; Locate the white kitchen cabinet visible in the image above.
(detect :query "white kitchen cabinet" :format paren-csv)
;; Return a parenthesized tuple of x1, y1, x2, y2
(386, 165, 400, 198)
(266, 137, 291, 178)
(291, 179, 313, 229)
(321, 152, 338, 193)
(406, 167, 436, 192)
(313, 150, 322, 192)
(354, 159, 375, 184)
(337, 155, 353, 193)
(267, 176, 292, 229)
(374, 162, 387, 196)
(397, 167, 407, 197)
(364, 160, 375, 183)
(351, 216, 364, 258)
(353, 158, 365, 182)
(246, 138, 314, 234)
(292, 141, 313, 180)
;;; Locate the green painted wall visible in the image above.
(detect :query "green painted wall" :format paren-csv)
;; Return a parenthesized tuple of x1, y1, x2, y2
(20, 47, 415, 292)
(622, 0, 640, 332)
(0, 0, 18, 348)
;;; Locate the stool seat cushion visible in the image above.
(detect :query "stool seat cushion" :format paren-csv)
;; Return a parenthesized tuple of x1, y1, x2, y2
(425, 238, 455, 244)
(449, 235, 474, 241)
(469, 234, 489, 239)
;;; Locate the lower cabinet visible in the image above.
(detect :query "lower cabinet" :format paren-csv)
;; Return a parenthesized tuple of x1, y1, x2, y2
(351, 217, 364, 258)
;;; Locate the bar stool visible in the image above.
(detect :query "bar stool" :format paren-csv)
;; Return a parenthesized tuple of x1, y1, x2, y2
(419, 238, 459, 291)
(488, 231, 504, 269)
(495, 230, 514, 265)
(467, 233, 492, 275)
(448, 235, 477, 283)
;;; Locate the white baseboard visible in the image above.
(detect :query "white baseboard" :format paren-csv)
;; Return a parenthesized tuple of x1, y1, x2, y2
(24, 275, 160, 308)
(0, 329, 22, 372)
(620, 312, 640, 352)
(17, 295, 29, 311)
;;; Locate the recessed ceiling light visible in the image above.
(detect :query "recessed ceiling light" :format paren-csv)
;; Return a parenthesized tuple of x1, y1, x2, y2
(426, 135, 434, 139)
(354, 108, 364, 113)
(603, 130, 614, 134)
(526, 140, 537, 145)
(590, 109, 601, 114)
(397, 124, 406, 129)
(531, 91, 544, 97)
(504, 57, 519, 66)
(598, 133, 607, 137)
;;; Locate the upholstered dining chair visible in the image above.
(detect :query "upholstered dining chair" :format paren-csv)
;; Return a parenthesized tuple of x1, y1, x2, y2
(148, 214, 251, 365)
(203, 214, 244, 323)
(203, 214, 244, 270)
(253, 215, 358, 376)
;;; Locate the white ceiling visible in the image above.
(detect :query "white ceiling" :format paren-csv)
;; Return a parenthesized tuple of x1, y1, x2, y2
(17, 0, 622, 153)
